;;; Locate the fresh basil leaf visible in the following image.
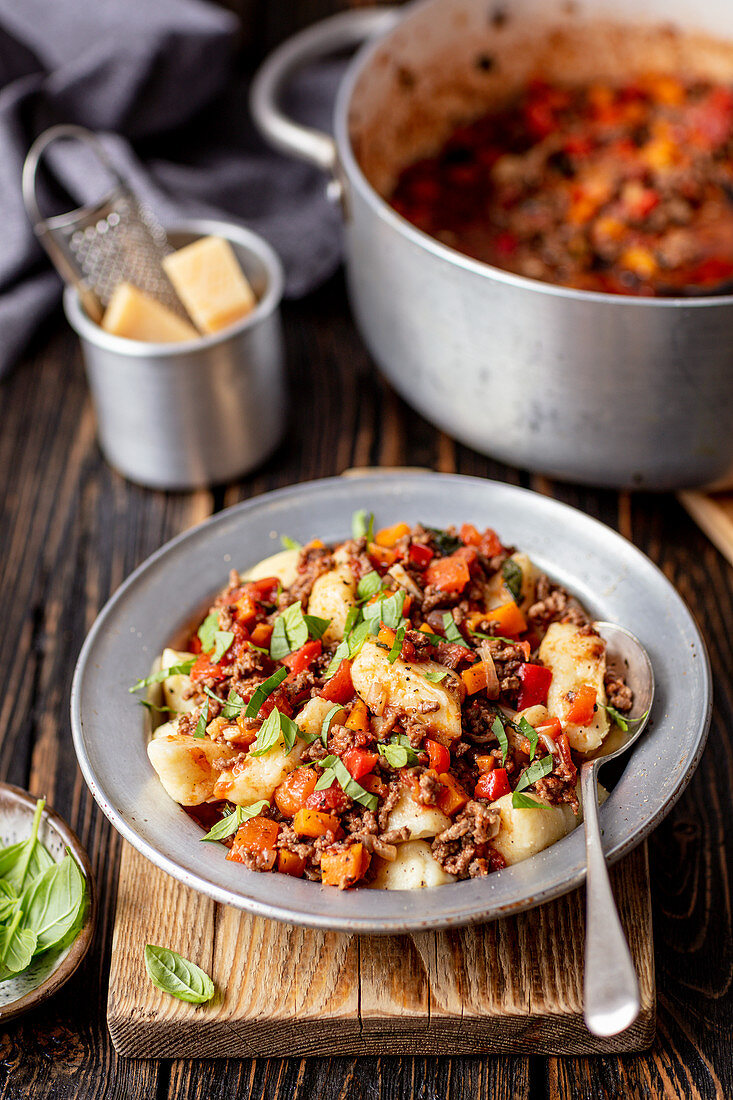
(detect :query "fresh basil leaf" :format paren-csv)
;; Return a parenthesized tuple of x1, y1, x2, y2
(515, 755, 554, 792)
(269, 615, 290, 661)
(317, 756, 378, 810)
(303, 614, 330, 640)
(321, 704, 344, 746)
(0, 881, 17, 923)
(491, 715, 509, 766)
(378, 741, 408, 768)
(197, 612, 220, 654)
(200, 801, 270, 842)
(249, 708, 283, 756)
(352, 510, 375, 542)
(363, 589, 405, 632)
(511, 791, 543, 809)
(357, 571, 383, 601)
(388, 625, 406, 664)
(421, 666, 448, 683)
(442, 612, 465, 646)
(469, 627, 518, 646)
(211, 631, 234, 664)
(604, 703, 629, 732)
(21, 851, 85, 952)
(393, 733, 421, 765)
(270, 603, 309, 659)
(245, 666, 288, 718)
(423, 526, 462, 556)
(139, 700, 177, 715)
(517, 716, 539, 761)
(280, 713, 301, 753)
(223, 690, 244, 720)
(325, 640, 349, 679)
(314, 764, 337, 791)
(342, 605, 361, 638)
(347, 620, 372, 656)
(502, 559, 523, 603)
(144, 944, 214, 1005)
(4, 799, 47, 893)
(193, 699, 209, 739)
(130, 659, 196, 694)
(281, 535, 302, 551)
(0, 914, 36, 976)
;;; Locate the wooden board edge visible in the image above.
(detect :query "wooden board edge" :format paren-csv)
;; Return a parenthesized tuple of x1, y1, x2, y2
(678, 490, 733, 569)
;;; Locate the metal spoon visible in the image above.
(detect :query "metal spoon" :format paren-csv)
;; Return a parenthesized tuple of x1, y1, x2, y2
(581, 622, 655, 1037)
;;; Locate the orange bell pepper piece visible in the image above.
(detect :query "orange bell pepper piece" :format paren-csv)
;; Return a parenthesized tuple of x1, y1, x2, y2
(486, 601, 527, 637)
(377, 626, 396, 648)
(293, 808, 342, 838)
(320, 843, 371, 889)
(345, 698, 371, 735)
(375, 522, 411, 548)
(277, 850, 306, 877)
(250, 622, 273, 648)
(425, 554, 471, 593)
(461, 661, 492, 695)
(565, 685, 597, 726)
(436, 772, 469, 816)
(475, 754, 495, 773)
(368, 543, 398, 566)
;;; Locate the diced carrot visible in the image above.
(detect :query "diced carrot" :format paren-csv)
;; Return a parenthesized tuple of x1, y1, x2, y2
(227, 818, 280, 868)
(425, 739, 450, 773)
(345, 698, 371, 735)
(293, 808, 342, 839)
(320, 843, 371, 889)
(437, 772, 469, 816)
(461, 661, 491, 695)
(565, 685, 597, 726)
(486, 601, 527, 636)
(475, 754, 495, 773)
(377, 626, 396, 648)
(368, 543, 398, 566)
(250, 622, 273, 647)
(277, 850, 306, 877)
(274, 767, 318, 817)
(375, 522, 411, 548)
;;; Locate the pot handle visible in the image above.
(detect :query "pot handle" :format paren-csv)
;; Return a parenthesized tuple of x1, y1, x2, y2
(250, 7, 400, 175)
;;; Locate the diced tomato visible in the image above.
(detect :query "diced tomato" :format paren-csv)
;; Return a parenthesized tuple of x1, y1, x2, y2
(189, 654, 226, 684)
(259, 687, 293, 719)
(685, 257, 733, 287)
(361, 773, 388, 798)
(555, 731, 577, 783)
(460, 523, 482, 546)
(479, 528, 503, 557)
(425, 554, 471, 593)
(494, 231, 518, 257)
(274, 767, 317, 817)
(283, 639, 322, 678)
(535, 716, 563, 740)
(189, 634, 203, 654)
(244, 576, 280, 604)
(305, 784, 350, 814)
(474, 768, 511, 801)
(233, 593, 258, 625)
(517, 663, 553, 710)
(318, 659, 354, 704)
(408, 543, 434, 567)
(342, 748, 380, 782)
(565, 684, 597, 726)
(425, 739, 451, 774)
(367, 543, 398, 567)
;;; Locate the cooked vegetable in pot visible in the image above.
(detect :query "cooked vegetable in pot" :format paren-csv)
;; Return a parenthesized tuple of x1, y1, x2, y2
(134, 517, 635, 889)
(390, 75, 733, 295)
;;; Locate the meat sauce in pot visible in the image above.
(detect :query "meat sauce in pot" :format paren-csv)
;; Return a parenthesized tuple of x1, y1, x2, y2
(389, 75, 733, 295)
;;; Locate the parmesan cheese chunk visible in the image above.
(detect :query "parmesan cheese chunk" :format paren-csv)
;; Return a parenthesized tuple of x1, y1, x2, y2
(102, 283, 198, 343)
(162, 236, 256, 334)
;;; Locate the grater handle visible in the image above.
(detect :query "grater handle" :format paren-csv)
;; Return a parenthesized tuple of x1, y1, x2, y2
(22, 126, 127, 322)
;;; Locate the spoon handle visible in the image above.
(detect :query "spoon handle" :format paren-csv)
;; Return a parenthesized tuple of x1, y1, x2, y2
(581, 761, 641, 1036)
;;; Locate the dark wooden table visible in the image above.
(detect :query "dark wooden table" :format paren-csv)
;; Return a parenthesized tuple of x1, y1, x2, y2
(2, 7, 732, 1098)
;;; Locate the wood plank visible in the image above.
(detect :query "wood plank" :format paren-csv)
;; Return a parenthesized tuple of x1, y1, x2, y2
(678, 491, 733, 570)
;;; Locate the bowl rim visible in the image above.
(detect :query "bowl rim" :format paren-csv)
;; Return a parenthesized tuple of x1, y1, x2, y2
(70, 472, 712, 933)
(0, 783, 97, 1022)
(63, 217, 284, 358)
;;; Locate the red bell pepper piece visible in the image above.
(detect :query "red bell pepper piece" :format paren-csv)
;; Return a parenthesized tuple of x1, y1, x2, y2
(305, 783, 350, 813)
(244, 576, 280, 604)
(565, 685, 597, 726)
(517, 663, 553, 710)
(342, 748, 380, 782)
(318, 659, 354, 704)
(474, 768, 511, 802)
(189, 654, 226, 684)
(408, 543, 434, 567)
(282, 639, 322, 678)
(425, 739, 450, 774)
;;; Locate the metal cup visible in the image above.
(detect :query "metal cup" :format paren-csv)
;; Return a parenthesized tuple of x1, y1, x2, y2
(64, 218, 286, 490)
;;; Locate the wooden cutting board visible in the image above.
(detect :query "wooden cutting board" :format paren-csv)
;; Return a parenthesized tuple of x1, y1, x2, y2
(679, 490, 733, 568)
(107, 840, 655, 1058)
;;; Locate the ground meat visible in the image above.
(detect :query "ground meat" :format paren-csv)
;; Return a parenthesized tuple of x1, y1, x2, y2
(534, 774, 579, 815)
(328, 724, 372, 754)
(287, 545, 334, 605)
(377, 781, 402, 830)
(462, 698, 502, 745)
(276, 823, 316, 862)
(605, 674, 633, 712)
(431, 801, 501, 877)
(414, 768, 442, 806)
(301, 738, 330, 763)
(176, 710, 201, 737)
(527, 574, 590, 632)
(232, 647, 273, 679)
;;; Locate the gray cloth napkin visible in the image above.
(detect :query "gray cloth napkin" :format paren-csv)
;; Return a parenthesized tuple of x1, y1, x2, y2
(0, 0, 344, 376)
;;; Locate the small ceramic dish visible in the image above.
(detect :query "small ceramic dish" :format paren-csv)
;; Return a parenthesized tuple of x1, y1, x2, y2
(0, 784, 96, 1022)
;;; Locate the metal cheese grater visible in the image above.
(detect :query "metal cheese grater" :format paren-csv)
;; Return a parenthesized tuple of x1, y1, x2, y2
(22, 124, 185, 324)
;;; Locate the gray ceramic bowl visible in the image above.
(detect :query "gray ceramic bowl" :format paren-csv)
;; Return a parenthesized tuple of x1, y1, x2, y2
(0, 784, 96, 1021)
(70, 473, 711, 933)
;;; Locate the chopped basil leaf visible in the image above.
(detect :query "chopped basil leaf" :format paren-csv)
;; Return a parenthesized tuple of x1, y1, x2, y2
(491, 715, 509, 766)
(325, 640, 349, 679)
(511, 791, 543, 809)
(281, 535, 302, 551)
(442, 612, 465, 646)
(357, 571, 383, 601)
(139, 700, 177, 715)
(469, 627, 518, 646)
(515, 754, 554, 791)
(321, 704, 343, 746)
(271, 603, 331, 659)
(249, 709, 283, 756)
(517, 715, 539, 761)
(211, 631, 234, 664)
(348, 619, 373, 655)
(199, 801, 270, 842)
(223, 690, 244, 720)
(342, 605, 361, 638)
(129, 658, 195, 693)
(304, 614, 330, 640)
(352, 510, 375, 543)
(388, 625, 406, 664)
(604, 703, 629, 732)
(363, 589, 405, 632)
(245, 666, 288, 718)
(193, 700, 209, 739)
(197, 612, 219, 654)
(316, 755, 378, 810)
(423, 526, 462, 555)
(422, 667, 448, 683)
(502, 559, 523, 604)
(378, 734, 420, 769)
(280, 713, 300, 753)
(314, 766, 337, 792)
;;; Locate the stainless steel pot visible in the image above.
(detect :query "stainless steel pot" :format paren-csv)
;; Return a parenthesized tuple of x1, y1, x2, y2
(252, 0, 733, 490)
